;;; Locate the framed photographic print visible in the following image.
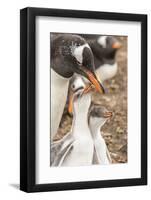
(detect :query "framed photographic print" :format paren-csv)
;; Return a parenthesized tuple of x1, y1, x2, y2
(20, 7, 147, 192)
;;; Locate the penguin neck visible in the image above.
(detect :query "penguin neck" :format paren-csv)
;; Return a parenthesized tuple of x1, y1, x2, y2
(89, 118, 106, 139)
(94, 53, 116, 66)
(51, 68, 71, 83)
(71, 93, 91, 136)
(103, 57, 116, 65)
(90, 125, 101, 139)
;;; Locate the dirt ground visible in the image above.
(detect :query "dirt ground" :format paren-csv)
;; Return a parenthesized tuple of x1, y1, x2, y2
(54, 36, 127, 164)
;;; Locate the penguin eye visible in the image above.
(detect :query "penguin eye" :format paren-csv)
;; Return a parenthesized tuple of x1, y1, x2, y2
(76, 60, 82, 65)
(71, 84, 75, 90)
(72, 54, 82, 65)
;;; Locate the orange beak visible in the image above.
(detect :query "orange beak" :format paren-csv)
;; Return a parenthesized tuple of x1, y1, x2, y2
(68, 66, 105, 115)
(81, 66, 105, 94)
(82, 84, 95, 95)
(68, 90, 74, 115)
(68, 84, 95, 115)
(103, 111, 113, 118)
(112, 42, 122, 49)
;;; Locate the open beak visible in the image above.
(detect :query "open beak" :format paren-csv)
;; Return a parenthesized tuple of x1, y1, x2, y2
(103, 111, 113, 118)
(82, 84, 95, 95)
(112, 41, 122, 49)
(68, 83, 95, 115)
(80, 66, 105, 94)
(68, 65, 105, 115)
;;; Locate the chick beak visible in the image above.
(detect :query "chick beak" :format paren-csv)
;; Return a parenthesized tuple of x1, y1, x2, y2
(81, 66, 105, 94)
(68, 90, 74, 115)
(82, 84, 95, 95)
(104, 111, 113, 118)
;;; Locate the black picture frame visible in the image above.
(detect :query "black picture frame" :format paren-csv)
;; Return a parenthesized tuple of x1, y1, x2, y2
(20, 7, 147, 193)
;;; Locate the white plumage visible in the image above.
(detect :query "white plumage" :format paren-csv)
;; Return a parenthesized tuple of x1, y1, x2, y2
(72, 44, 90, 64)
(95, 62, 118, 82)
(51, 69, 70, 139)
(97, 36, 108, 48)
(89, 113, 112, 164)
(62, 92, 94, 166)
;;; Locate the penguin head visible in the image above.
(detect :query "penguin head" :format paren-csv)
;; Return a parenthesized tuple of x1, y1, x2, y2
(70, 38, 105, 94)
(96, 36, 122, 58)
(89, 104, 113, 128)
(51, 34, 105, 94)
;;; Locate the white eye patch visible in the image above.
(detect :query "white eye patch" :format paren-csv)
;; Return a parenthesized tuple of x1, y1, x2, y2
(72, 44, 90, 64)
(97, 36, 108, 48)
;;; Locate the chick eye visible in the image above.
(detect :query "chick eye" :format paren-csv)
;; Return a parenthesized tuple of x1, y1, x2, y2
(72, 84, 75, 89)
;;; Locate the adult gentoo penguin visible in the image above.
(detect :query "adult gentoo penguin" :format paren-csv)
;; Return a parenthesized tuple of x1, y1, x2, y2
(80, 34, 121, 82)
(89, 105, 112, 164)
(51, 77, 94, 166)
(51, 34, 105, 139)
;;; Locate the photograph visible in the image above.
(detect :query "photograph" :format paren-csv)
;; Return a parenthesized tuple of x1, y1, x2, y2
(20, 7, 147, 192)
(50, 32, 127, 167)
